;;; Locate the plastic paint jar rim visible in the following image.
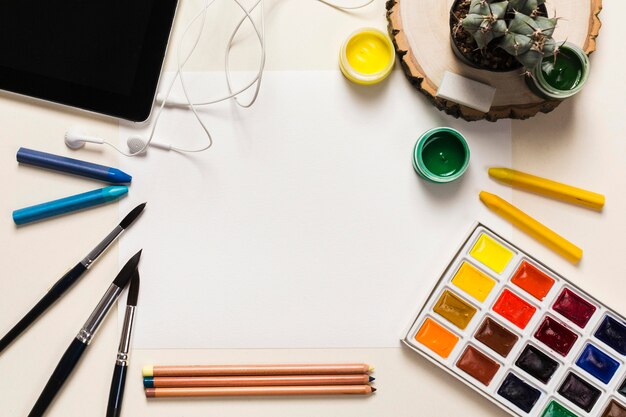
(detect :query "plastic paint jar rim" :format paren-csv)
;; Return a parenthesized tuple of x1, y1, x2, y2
(339, 28, 395, 85)
(413, 127, 470, 183)
(530, 42, 590, 100)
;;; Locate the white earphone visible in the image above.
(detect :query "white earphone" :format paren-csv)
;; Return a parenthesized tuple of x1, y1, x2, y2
(64, 127, 105, 149)
(126, 137, 172, 154)
(65, 0, 375, 157)
(64, 128, 172, 155)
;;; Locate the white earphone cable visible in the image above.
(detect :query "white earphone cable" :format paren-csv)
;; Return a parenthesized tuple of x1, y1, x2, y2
(109, 0, 375, 156)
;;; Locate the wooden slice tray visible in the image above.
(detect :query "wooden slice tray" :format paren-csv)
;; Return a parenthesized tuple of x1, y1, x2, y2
(386, 0, 602, 121)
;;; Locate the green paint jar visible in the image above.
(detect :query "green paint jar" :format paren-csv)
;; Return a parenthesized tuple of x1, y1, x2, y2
(527, 42, 590, 100)
(413, 127, 470, 183)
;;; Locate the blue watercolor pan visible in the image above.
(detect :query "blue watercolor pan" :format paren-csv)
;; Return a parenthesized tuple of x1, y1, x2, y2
(498, 373, 542, 413)
(576, 344, 620, 384)
(595, 316, 626, 356)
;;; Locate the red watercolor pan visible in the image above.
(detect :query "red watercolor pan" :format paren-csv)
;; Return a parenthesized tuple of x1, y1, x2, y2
(492, 289, 537, 329)
(534, 316, 579, 356)
(552, 288, 596, 328)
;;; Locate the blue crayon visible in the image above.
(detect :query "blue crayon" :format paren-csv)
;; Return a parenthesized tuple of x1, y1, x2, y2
(13, 186, 128, 225)
(17, 148, 132, 184)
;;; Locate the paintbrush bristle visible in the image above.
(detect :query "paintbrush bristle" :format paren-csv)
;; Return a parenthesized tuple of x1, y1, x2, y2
(119, 203, 147, 229)
(126, 271, 140, 306)
(113, 250, 142, 288)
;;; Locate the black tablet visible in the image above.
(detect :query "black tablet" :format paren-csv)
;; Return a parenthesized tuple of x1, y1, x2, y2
(0, 1, 179, 122)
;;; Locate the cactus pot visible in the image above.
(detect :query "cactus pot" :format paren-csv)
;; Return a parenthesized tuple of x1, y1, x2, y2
(449, 0, 546, 72)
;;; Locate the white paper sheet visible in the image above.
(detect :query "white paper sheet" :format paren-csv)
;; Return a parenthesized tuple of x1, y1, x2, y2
(118, 70, 512, 348)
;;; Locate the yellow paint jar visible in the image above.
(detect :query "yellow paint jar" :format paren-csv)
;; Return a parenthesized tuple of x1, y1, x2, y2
(339, 28, 395, 85)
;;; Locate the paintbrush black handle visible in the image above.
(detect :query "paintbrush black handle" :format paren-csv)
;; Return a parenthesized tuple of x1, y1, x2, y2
(28, 338, 87, 417)
(0, 263, 87, 353)
(106, 364, 128, 417)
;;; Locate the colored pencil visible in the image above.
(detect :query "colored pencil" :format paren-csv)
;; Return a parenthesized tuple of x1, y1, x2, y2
(143, 363, 373, 377)
(479, 191, 582, 263)
(144, 374, 374, 388)
(0, 203, 146, 354)
(488, 167, 605, 210)
(145, 385, 376, 398)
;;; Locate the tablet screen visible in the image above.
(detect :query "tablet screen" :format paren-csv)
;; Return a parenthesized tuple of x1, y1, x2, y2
(0, 1, 178, 121)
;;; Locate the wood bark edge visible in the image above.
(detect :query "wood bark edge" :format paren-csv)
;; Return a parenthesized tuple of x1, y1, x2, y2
(385, 0, 603, 122)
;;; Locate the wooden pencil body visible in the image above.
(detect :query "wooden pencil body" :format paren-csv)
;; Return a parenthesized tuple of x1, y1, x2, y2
(147, 374, 371, 388)
(145, 385, 374, 397)
(150, 363, 371, 377)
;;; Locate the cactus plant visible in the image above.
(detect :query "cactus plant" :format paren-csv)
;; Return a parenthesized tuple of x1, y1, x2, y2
(458, 0, 559, 72)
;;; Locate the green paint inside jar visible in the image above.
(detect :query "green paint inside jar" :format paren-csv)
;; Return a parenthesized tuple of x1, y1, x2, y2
(541, 48, 584, 91)
(422, 135, 466, 177)
(413, 128, 470, 183)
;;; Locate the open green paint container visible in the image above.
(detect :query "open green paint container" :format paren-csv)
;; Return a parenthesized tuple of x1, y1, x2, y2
(527, 42, 590, 100)
(413, 127, 470, 183)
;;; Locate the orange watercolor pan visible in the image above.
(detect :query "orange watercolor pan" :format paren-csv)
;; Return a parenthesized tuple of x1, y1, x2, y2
(414, 318, 459, 359)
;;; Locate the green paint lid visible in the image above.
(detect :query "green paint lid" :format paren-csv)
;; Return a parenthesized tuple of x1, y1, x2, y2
(413, 127, 470, 183)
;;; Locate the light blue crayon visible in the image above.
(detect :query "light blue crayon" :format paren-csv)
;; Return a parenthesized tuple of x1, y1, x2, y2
(13, 186, 128, 225)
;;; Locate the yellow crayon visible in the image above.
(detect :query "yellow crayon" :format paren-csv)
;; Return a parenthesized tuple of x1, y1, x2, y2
(488, 167, 605, 210)
(479, 191, 583, 264)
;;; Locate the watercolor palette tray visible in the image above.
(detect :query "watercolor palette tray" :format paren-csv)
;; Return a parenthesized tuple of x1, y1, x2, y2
(403, 223, 626, 417)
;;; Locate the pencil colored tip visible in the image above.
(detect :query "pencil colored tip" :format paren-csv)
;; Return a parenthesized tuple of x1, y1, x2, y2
(143, 365, 154, 377)
(113, 250, 142, 288)
(369, 376, 375, 382)
(119, 203, 146, 229)
(371, 387, 377, 393)
(126, 270, 140, 306)
(143, 377, 154, 388)
(369, 366, 375, 372)
(145, 388, 156, 398)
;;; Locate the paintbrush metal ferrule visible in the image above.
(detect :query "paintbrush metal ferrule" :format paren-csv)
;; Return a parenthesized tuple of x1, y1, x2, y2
(28, 253, 139, 417)
(77, 284, 122, 345)
(81, 225, 124, 269)
(115, 305, 136, 366)
(0, 208, 143, 355)
(80, 203, 146, 269)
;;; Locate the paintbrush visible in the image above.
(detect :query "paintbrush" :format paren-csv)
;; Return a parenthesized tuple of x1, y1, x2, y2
(0, 203, 146, 353)
(106, 271, 140, 417)
(28, 250, 141, 417)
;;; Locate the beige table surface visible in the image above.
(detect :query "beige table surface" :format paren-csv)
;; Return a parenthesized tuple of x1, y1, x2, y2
(1, 1, 624, 416)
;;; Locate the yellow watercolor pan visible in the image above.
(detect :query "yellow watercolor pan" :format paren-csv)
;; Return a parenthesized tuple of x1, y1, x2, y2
(470, 233, 514, 274)
(451, 262, 496, 302)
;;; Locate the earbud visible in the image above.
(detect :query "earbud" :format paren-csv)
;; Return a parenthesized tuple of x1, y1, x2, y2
(64, 127, 105, 149)
(127, 137, 172, 154)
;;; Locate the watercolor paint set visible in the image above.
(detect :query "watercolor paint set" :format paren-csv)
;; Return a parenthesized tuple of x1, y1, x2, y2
(404, 223, 626, 417)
